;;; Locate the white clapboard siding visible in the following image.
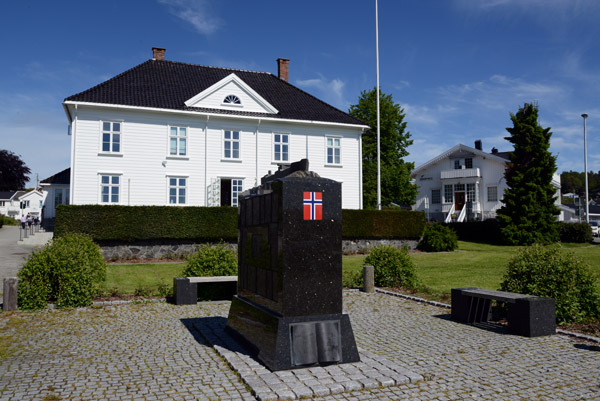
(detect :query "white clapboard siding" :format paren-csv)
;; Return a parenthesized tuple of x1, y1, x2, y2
(70, 106, 362, 209)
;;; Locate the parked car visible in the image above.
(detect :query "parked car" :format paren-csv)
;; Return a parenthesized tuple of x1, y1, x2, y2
(590, 221, 599, 237)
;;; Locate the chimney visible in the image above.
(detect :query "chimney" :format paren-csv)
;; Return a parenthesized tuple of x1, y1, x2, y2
(152, 47, 166, 61)
(474, 139, 482, 151)
(277, 58, 289, 82)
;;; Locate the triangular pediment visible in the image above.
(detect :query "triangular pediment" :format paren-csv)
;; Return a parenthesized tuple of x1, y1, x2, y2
(184, 73, 278, 114)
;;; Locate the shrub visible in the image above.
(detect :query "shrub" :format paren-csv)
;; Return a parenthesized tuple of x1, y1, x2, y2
(364, 245, 420, 289)
(0, 215, 19, 227)
(418, 223, 458, 252)
(18, 234, 107, 309)
(558, 222, 592, 243)
(182, 243, 238, 277)
(500, 244, 600, 324)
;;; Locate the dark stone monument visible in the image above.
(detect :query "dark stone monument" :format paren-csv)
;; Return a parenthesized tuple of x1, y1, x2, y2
(226, 159, 360, 371)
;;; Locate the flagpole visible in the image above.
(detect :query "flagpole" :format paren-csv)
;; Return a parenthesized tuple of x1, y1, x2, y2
(375, 0, 381, 210)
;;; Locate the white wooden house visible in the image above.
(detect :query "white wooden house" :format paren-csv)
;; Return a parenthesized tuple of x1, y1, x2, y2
(412, 140, 561, 222)
(40, 167, 70, 220)
(0, 190, 46, 221)
(62, 48, 368, 209)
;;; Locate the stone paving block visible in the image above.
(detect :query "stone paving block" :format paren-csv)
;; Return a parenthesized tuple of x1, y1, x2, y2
(1, 292, 598, 401)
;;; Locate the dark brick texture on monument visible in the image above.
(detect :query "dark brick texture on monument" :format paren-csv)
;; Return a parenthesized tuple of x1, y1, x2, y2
(226, 160, 360, 371)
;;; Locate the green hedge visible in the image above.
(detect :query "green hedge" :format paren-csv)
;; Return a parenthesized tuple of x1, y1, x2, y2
(55, 205, 426, 241)
(445, 220, 503, 244)
(55, 205, 238, 242)
(342, 209, 425, 239)
(557, 222, 593, 243)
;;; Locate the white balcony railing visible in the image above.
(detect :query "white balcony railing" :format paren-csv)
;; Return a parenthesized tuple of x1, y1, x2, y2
(441, 168, 481, 180)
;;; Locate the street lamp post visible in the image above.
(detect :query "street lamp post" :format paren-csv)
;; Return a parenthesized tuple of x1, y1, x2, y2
(582, 113, 589, 224)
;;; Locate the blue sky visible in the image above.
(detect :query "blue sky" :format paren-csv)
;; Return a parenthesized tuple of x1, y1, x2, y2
(1, 0, 599, 186)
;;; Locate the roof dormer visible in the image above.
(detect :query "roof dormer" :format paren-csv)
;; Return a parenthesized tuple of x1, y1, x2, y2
(184, 73, 278, 114)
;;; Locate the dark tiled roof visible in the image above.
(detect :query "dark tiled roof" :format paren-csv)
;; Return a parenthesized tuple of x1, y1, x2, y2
(565, 203, 600, 214)
(491, 151, 511, 161)
(0, 191, 17, 200)
(65, 60, 366, 126)
(41, 168, 70, 185)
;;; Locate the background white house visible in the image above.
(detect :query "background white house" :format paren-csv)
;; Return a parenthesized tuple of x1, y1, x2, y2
(412, 140, 561, 222)
(62, 48, 368, 210)
(0, 190, 46, 221)
(40, 167, 70, 221)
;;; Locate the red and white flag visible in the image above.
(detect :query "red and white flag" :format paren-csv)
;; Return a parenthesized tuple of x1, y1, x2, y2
(303, 192, 322, 220)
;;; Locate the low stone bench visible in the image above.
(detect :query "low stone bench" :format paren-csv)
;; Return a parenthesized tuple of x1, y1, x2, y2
(173, 276, 237, 305)
(451, 288, 555, 337)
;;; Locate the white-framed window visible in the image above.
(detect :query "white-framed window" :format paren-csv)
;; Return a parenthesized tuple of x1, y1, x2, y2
(169, 127, 187, 156)
(101, 121, 121, 153)
(273, 133, 289, 162)
(444, 185, 453, 203)
(467, 183, 476, 202)
(218, 178, 244, 207)
(223, 130, 240, 159)
(465, 158, 473, 169)
(487, 186, 498, 202)
(55, 189, 63, 206)
(223, 95, 241, 105)
(168, 177, 187, 205)
(231, 179, 243, 207)
(454, 160, 460, 169)
(326, 137, 341, 165)
(100, 175, 120, 203)
(431, 189, 441, 204)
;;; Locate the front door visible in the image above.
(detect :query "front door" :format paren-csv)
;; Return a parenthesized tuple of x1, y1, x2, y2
(455, 192, 465, 211)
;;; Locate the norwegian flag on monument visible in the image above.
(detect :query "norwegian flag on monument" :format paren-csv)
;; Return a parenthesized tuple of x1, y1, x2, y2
(303, 191, 323, 220)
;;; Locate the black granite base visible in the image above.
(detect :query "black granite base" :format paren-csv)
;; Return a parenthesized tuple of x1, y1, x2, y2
(226, 295, 360, 371)
(508, 297, 556, 337)
(173, 278, 197, 305)
(451, 288, 555, 338)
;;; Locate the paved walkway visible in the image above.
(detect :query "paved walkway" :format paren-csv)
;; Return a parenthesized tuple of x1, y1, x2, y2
(0, 226, 47, 299)
(1, 292, 599, 400)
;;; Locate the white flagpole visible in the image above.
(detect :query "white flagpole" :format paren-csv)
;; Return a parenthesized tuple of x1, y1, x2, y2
(376, 0, 382, 210)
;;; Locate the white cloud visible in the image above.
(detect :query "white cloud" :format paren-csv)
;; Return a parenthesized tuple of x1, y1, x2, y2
(401, 104, 439, 126)
(295, 76, 349, 111)
(438, 74, 568, 112)
(157, 0, 222, 35)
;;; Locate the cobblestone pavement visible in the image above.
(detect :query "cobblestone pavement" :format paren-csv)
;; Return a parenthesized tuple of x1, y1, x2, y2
(1, 292, 600, 400)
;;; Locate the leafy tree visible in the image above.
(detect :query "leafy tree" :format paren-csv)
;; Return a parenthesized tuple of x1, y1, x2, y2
(497, 104, 559, 245)
(349, 88, 417, 209)
(561, 170, 584, 196)
(0, 149, 30, 191)
(560, 170, 600, 202)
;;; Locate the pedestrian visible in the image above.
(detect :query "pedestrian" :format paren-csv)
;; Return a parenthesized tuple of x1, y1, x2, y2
(20, 214, 26, 229)
(27, 214, 32, 230)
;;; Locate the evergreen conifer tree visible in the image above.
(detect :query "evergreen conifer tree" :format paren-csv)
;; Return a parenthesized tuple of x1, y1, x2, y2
(497, 103, 559, 245)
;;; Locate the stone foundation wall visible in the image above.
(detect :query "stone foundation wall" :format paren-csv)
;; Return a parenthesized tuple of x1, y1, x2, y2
(100, 239, 419, 260)
(341, 239, 419, 255)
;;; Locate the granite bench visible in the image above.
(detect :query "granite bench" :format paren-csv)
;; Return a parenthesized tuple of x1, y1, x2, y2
(451, 288, 555, 337)
(173, 276, 237, 305)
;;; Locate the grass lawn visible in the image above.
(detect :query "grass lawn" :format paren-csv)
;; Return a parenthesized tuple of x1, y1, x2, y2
(102, 263, 185, 296)
(102, 241, 600, 297)
(342, 241, 600, 296)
